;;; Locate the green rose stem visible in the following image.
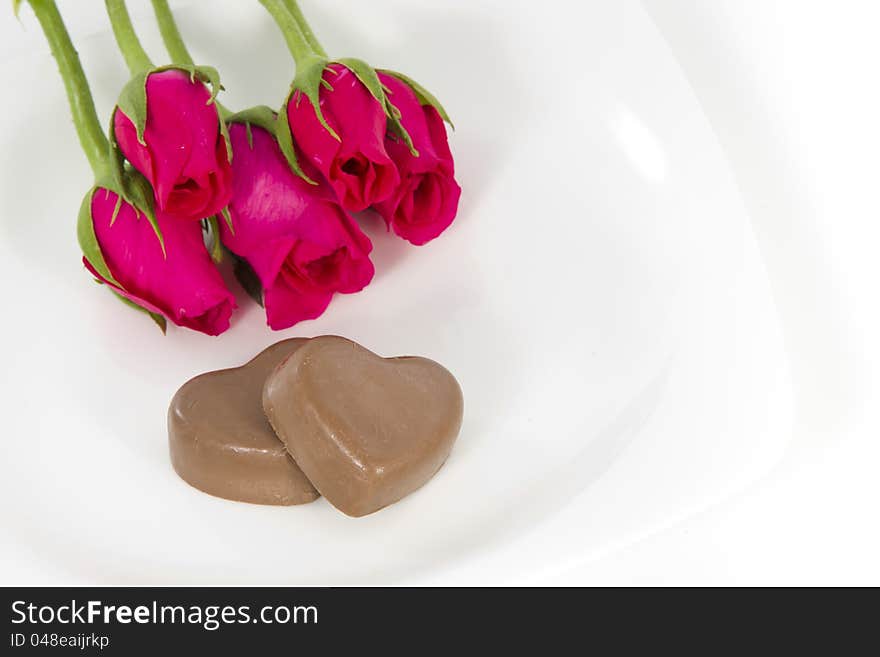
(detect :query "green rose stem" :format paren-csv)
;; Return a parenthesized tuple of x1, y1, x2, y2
(149, 0, 231, 121)
(149, 0, 193, 67)
(259, 0, 322, 66)
(25, 0, 110, 178)
(282, 0, 327, 58)
(22, 0, 167, 328)
(105, 0, 153, 74)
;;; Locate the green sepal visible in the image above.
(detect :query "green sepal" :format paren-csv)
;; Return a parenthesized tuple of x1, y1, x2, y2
(273, 95, 316, 185)
(77, 187, 120, 286)
(227, 105, 279, 140)
(104, 107, 163, 250)
(217, 110, 232, 164)
(336, 59, 416, 156)
(186, 64, 233, 164)
(83, 173, 163, 267)
(126, 170, 163, 253)
(205, 216, 223, 263)
(383, 95, 417, 157)
(115, 69, 150, 145)
(336, 58, 384, 106)
(292, 55, 339, 141)
(106, 113, 127, 193)
(79, 187, 167, 334)
(188, 64, 224, 104)
(12, 0, 23, 18)
(377, 68, 454, 129)
(279, 56, 425, 178)
(226, 105, 311, 186)
(220, 206, 233, 235)
(231, 253, 264, 307)
(114, 292, 168, 333)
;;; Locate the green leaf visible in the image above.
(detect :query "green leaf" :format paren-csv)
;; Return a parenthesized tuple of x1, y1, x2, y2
(12, 0, 23, 18)
(377, 68, 454, 129)
(273, 95, 316, 185)
(231, 254, 264, 307)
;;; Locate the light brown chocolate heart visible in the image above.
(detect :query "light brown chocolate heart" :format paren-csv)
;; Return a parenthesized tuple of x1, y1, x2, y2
(168, 338, 319, 506)
(262, 336, 464, 517)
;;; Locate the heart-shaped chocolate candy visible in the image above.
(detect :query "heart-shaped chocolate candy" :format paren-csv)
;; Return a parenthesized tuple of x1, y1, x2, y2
(262, 336, 463, 517)
(168, 338, 319, 506)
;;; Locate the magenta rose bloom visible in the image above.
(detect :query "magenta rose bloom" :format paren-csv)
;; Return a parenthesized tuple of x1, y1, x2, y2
(113, 69, 232, 222)
(220, 121, 374, 330)
(287, 64, 399, 212)
(84, 188, 236, 336)
(373, 73, 461, 246)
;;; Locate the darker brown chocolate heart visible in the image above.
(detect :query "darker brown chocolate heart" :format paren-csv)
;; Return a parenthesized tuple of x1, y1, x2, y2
(168, 338, 320, 506)
(262, 336, 464, 517)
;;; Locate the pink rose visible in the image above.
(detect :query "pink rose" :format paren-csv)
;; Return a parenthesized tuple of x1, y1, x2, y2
(113, 69, 232, 222)
(84, 188, 236, 336)
(220, 121, 374, 330)
(374, 73, 461, 245)
(287, 64, 399, 212)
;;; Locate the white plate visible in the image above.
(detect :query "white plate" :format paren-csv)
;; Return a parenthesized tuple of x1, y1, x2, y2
(0, 0, 792, 584)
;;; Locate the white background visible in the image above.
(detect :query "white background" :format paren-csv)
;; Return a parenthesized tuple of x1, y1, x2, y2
(578, 0, 880, 585)
(2, 1, 878, 585)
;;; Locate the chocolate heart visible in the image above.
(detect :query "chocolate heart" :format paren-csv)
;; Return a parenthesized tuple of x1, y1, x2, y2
(168, 338, 319, 506)
(262, 336, 463, 517)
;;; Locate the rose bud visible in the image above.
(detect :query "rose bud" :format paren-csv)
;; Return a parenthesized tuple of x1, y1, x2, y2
(374, 72, 461, 245)
(25, 0, 234, 334)
(258, 0, 414, 211)
(286, 63, 400, 212)
(112, 67, 233, 222)
(80, 187, 236, 336)
(219, 114, 374, 330)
